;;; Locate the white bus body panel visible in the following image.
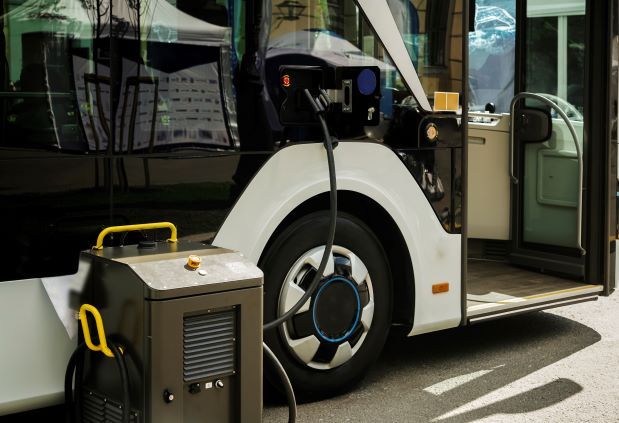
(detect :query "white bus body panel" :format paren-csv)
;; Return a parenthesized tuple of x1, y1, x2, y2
(214, 142, 462, 336)
(0, 279, 75, 415)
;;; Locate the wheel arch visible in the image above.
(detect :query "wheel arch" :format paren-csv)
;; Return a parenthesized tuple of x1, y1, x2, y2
(213, 142, 462, 336)
(259, 191, 415, 328)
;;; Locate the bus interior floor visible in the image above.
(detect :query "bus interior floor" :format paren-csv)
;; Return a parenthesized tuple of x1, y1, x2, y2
(465, 259, 602, 314)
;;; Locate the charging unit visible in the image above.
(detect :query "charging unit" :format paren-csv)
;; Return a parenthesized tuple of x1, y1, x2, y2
(67, 223, 263, 423)
(66, 63, 380, 423)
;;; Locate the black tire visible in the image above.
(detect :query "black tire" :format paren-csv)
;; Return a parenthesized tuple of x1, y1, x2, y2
(260, 211, 393, 400)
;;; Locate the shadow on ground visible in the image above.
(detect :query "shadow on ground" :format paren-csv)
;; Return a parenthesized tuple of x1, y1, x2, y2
(2, 311, 600, 422)
(265, 310, 600, 422)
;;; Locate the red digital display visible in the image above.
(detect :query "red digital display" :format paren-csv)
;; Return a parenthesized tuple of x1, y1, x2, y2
(281, 74, 291, 88)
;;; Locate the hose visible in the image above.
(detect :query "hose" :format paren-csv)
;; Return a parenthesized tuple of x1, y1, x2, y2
(262, 88, 338, 423)
(64, 343, 86, 423)
(65, 341, 131, 423)
(263, 89, 337, 331)
(109, 342, 131, 423)
(263, 342, 297, 423)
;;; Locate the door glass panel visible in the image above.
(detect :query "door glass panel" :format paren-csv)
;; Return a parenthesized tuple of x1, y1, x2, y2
(566, 14, 585, 113)
(525, 17, 558, 101)
(521, 0, 586, 249)
(469, 0, 516, 112)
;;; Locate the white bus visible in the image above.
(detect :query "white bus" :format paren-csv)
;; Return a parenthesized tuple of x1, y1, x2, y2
(0, 0, 616, 417)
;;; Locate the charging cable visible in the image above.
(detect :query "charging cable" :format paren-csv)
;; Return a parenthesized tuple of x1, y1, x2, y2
(263, 88, 337, 331)
(65, 341, 130, 423)
(262, 88, 338, 423)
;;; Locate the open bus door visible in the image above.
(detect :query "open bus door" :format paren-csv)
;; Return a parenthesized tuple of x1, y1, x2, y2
(466, 0, 616, 322)
(508, 0, 617, 295)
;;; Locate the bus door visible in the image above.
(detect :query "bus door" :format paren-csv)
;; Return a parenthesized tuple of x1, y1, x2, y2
(509, 0, 617, 293)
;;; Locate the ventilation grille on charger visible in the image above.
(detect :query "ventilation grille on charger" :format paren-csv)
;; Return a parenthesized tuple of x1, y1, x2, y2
(183, 309, 236, 382)
(82, 390, 139, 423)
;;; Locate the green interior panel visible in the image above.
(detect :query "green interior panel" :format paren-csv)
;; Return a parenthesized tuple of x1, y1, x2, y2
(536, 150, 578, 207)
(522, 120, 582, 248)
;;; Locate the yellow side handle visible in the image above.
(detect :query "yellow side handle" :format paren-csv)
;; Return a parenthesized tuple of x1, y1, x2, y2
(92, 222, 178, 250)
(79, 304, 114, 358)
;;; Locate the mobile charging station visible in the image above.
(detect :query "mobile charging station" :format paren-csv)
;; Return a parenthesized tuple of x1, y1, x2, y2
(66, 223, 263, 422)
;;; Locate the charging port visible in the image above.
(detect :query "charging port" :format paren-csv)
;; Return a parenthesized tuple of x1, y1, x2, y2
(342, 80, 352, 113)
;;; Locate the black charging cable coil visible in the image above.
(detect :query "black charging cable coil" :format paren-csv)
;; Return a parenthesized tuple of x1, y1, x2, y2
(65, 341, 131, 423)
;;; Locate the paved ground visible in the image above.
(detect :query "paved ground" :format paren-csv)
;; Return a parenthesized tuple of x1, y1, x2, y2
(4, 288, 616, 423)
(264, 293, 619, 422)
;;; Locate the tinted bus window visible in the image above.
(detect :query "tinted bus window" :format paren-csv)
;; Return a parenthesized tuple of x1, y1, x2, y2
(0, 0, 112, 283)
(268, 0, 464, 119)
(387, 0, 466, 103)
(268, 0, 464, 233)
(107, 0, 241, 248)
(0, 0, 107, 152)
(112, 0, 236, 153)
(268, 0, 408, 139)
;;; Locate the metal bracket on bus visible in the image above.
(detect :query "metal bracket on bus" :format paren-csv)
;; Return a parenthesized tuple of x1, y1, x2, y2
(509, 92, 585, 255)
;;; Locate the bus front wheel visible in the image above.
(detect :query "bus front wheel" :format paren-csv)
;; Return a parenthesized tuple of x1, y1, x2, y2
(261, 212, 393, 400)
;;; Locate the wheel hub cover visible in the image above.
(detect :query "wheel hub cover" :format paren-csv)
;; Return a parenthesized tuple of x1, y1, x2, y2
(312, 276, 361, 343)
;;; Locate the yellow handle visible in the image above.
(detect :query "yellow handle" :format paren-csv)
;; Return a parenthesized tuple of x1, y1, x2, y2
(92, 222, 178, 250)
(79, 304, 114, 358)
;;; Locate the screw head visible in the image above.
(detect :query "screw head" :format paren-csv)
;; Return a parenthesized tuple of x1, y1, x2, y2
(426, 123, 439, 142)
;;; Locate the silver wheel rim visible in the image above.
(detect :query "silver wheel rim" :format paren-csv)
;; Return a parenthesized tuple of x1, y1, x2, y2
(277, 245, 375, 370)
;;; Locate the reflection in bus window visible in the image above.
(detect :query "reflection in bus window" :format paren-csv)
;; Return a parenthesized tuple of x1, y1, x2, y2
(267, 0, 464, 233)
(267, 0, 403, 143)
(386, 0, 465, 103)
(0, 0, 237, 153)
(111, 0, 235, 153)
(268, 0, 462, 142)
(0, 0, 104, 152)
(469, 0, 516, 112)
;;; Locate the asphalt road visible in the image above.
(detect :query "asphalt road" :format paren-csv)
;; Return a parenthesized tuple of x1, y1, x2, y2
(264, 293, 619, 422)
(4, 288, 616, 423)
